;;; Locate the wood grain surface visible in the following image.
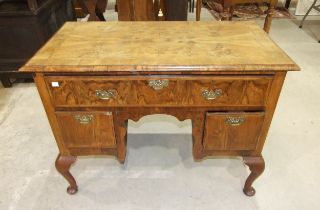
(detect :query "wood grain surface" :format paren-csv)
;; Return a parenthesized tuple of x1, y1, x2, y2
(20, 21, 299, 72)
(27, 22, 299, 196)
(56, 111, 116, 149)
(203, 112, 265, 151)
(44, 75, 272, 107)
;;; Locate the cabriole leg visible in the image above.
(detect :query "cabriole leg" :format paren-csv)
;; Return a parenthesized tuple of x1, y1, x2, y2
(55, 154, 78, 195)
(243, 156, 265, 196)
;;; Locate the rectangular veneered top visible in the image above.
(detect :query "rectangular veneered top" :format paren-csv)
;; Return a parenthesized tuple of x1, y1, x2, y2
(20, 21, 300, 72)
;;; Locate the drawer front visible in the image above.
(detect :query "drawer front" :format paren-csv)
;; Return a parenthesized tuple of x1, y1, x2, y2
(45, 76, 272, 107)
(203, 112, 265, 151)
(56, 111, 116, 151)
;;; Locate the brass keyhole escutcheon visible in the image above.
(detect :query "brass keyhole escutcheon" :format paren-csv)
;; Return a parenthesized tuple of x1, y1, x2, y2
(148, 79, 169, 90)
(95, 89, 117, 100)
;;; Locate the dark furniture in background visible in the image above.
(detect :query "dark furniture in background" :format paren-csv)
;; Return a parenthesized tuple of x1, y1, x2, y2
(117, 0, 156, 20)
(74, 0, 107, 21)
(163, 0, 188, 20)
(285, 0, 291, 9)
(117, 0, 189, 21)
(73, 0, 196, 21)
(0, 0, 75, 87)
(188, 0, 195, 12)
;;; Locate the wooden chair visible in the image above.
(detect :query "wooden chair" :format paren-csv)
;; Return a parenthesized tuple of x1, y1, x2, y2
(196, 0, 278, 33)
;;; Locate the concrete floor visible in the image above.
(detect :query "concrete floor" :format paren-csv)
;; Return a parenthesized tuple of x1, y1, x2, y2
(1, 7, 320, 210)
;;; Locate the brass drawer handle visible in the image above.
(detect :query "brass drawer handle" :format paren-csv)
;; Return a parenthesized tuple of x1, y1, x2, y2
(96, 89, 116, 100)
(202, 89, 222, 100)
(226, 117, 245, 126)
(148, 79, 169, 90)
(74, 115, 93, 124)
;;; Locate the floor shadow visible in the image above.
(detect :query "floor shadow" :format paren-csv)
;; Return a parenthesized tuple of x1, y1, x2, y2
(126, 134, 193, 168)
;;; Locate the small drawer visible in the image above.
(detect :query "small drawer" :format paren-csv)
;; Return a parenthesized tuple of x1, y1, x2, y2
(203, 112, 265, 151)
(45, 76, 272, 107)
(56, 111, 116, 151)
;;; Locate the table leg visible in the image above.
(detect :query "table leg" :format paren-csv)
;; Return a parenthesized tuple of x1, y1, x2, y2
(285, 0, 291, 9)
(229, 6, 234, 20)
(191, 0, 195, 13)
(243, 156, 265, 196)
(196, 0, 201, 21)
(299, 0, 318, 29)
(85, 0, 107, 21)
(55, 154, 78, 195)
(263, 3, 275, 33)
(221, 6, 232, 20)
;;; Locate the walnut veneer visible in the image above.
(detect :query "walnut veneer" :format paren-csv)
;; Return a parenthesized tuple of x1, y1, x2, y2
(20, 21, 299, 196)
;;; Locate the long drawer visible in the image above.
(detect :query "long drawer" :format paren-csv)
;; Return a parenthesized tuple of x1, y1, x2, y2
(45, 76, 273, 107)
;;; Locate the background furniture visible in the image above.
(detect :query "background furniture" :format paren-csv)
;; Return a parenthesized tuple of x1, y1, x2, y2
(198, 0, 278, 32)
(0, 0, 75, 87)
(299, 0, 320, 43)
(117, 0, 156, 20)
(163, 0, 188, 20)
(73, 0, 87, 17)
(20, 21, 299, 196)
(74, 0, 107, 21)
(285, 0, 291, 9)
(117, 0, 189, 20)
(188, 0, 195, 12)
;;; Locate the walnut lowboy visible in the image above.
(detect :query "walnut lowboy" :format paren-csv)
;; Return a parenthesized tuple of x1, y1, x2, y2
(20, 22, 299, 196)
